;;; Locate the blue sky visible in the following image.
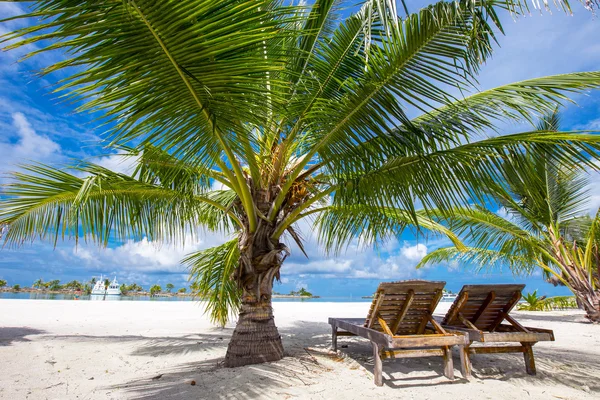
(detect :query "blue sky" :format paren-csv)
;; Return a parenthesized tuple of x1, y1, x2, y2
(1, 2, 600, 297)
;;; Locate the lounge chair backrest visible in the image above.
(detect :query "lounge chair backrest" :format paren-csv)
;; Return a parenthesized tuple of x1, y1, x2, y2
(364, 280, 445, 336)
(442, 284, 525, 331)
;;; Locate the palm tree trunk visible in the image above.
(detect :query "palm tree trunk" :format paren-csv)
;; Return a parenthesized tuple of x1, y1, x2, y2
(571, 286, 600, 322)
(224, 267, 284, 367)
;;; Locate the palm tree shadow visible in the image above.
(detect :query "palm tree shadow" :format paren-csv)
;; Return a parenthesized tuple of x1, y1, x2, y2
(108, 324, 332, 400)
(0, 326, 46, 346)
(100, 320, 598, 398)
(108, 321, 471, 398)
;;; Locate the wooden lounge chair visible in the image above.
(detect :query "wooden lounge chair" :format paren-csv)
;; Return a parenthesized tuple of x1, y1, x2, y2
(328, 280, 470, 386)
(440, 284, 555, 376)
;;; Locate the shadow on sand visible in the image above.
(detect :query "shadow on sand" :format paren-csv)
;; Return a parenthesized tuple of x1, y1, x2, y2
(0, 326, 46, 346)
(71, 319, 595, 399)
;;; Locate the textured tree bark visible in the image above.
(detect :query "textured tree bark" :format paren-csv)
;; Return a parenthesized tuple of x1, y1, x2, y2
(224, 267, 284, 367)
(572, 287, 600, 323)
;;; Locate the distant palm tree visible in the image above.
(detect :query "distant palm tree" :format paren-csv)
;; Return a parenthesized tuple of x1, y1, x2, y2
(419, 112, 600, 321)
(1, 0, 599, 367)
(32, 279, 44, 289)
(127, 283, 143, 292)
(165, 283, 175, 293)
(149, 285, 162, 297)
(0, 279, 7, 288)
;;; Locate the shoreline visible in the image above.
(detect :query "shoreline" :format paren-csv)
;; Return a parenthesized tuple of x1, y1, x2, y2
(0, 288, 322, 299)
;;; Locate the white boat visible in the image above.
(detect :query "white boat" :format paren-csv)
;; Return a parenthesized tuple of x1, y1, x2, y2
(90, 276, 122, 296)
(91, 275, 106, 295)
(442, 293, 458, 302)
(106, 277, 121, 296)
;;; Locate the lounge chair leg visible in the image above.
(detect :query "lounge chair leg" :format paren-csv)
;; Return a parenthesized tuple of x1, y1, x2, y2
(458, 344, 472, 380)
(332, 326, 338, 352)
(372, 342, 383, 386)
(442, 346, 454, 380)
(522, 343, 536, 375)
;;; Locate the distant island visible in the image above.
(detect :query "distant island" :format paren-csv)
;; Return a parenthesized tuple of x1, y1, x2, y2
(273, 288, 320, 299)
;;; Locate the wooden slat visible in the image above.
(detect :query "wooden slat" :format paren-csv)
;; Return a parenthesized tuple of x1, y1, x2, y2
(390, 289, 414, 334)
(366, 290, 385, 329)
(483, 331, 552, 343)
(489, 291, 522, 332)
(377, 316, 394, 336)
(329, 318, 392, 347)
(428, 314, 447, 334)
(472, 291, 496, 324)
(469, 346, 525, 355)
(458, 313, 479, 330)
(391, 333, 465, 348)
(418, 288, 444, 334)
(443, 291, 469, 325)
(381, 348, 444, 359)
(503, 313, 529, 333)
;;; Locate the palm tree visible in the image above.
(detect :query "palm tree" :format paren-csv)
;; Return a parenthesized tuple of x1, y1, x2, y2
(418, 111, 600, 322)
(1, 0, 600, 366)
(150, 285, 162, 297)
(64, 280, 83, 290)
(0, 279, 7, 288)
(32, 279, 44, 290)
(127, 283, 143, 292)
(165, 283, 175, 293)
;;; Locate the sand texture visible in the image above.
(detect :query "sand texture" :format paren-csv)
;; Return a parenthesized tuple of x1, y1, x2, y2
(0, 299, 598, 399)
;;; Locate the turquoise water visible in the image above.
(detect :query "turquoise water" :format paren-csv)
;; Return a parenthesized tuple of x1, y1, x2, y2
(0, 292, 372, 302)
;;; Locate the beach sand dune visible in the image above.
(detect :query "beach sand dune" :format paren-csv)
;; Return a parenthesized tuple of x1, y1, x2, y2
(0, 300, 598, 399)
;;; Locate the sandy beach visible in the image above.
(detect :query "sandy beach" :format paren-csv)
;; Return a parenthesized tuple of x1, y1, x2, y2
(0, 300, 597, 399)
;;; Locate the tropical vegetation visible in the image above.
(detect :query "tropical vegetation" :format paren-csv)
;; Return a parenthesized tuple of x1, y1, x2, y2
(0, 279, 7, 288)
(518, 290, 578, 311)
(418, 111, 600, 322)
(166, 283, 175, 293)
(1, 0, 600, 366)
(289, 288, 314, 297)
(149, 285, 162, 296)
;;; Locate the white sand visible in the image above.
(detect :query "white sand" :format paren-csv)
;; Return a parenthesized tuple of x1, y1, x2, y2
(0, 299, 598, 399)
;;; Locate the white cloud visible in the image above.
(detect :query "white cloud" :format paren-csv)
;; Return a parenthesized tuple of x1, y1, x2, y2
(65, 232, 230, 274)
(279, 218, 431, 280)
(11, 112, 61, 157)
(587, 163, 600, 215)
(95, 153, 139, 175)
(0, 112, 62, 180)
(400, 243, 427, 262)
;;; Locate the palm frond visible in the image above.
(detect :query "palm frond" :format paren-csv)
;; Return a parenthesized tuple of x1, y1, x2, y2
(314, 205, 464, 255)
(416, 246, 536, 275)
(1, 0, 299, 167)
(0, 163, 239, 247)
(332, 130, 600, 222)
(184, 239, 241, 327)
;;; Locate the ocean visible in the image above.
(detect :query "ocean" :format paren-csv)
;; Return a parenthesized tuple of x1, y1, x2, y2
(0, 292, 372, 302)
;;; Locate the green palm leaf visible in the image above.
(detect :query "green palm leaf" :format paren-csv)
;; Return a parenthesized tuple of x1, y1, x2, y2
(184, 239, 241, 327)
